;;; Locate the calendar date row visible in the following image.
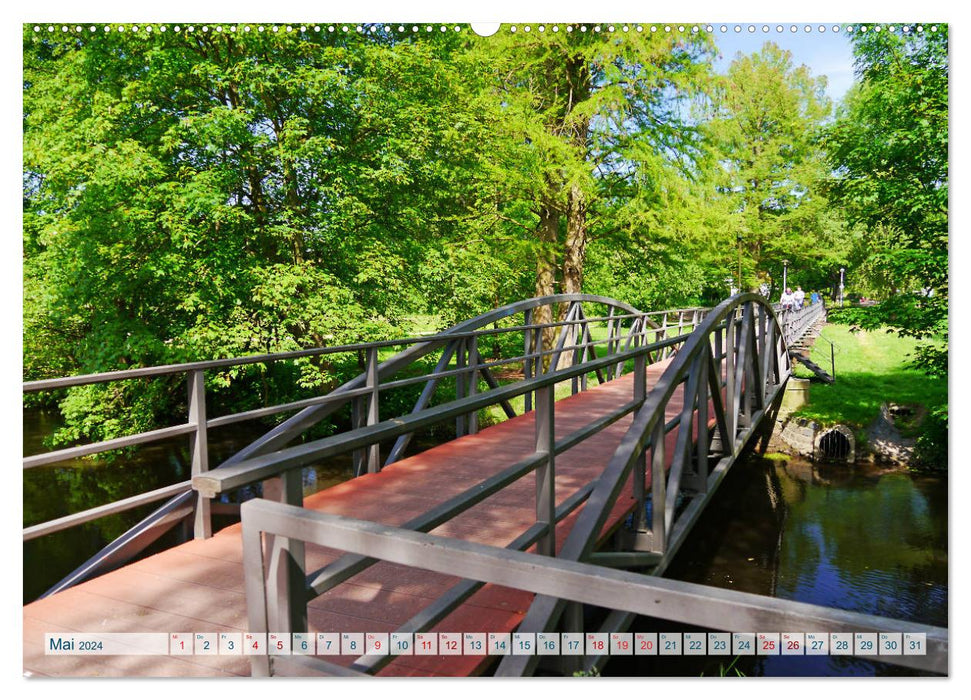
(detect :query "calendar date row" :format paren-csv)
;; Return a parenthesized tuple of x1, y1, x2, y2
(46, 631, 927, 657)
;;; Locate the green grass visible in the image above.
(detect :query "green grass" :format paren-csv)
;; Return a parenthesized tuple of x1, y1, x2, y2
(791, 324, 946, 429)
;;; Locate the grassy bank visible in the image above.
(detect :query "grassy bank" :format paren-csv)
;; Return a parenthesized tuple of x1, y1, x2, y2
(791, 324, 946, 432)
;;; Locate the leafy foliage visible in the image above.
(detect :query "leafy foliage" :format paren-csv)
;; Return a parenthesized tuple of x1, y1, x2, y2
(22, 25, 947, 456)
(705, 42, 847, 296)
(823, 27, 948, 377)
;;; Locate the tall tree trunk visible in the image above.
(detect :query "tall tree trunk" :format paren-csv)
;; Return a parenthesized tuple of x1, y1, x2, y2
(558, 184, 588, 369)
(561, 59, 591, 298)
(535, 204, 559, 369)
(562, 182, 587, 295)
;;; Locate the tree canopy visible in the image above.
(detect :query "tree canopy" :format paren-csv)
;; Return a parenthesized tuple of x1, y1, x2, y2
(823, 26, 948, 376)
(22, 24, 948, 444)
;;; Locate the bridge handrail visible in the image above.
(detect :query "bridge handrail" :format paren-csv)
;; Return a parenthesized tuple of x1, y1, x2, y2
(23, 300, 708, 394)
(191, 328, 698, 497)
(239, 498, 947, 677)
(21, 327, 655, 472)
(22, 310, 664, 393)
(774, 301, 827, 346)
(23, 294, 708, 551)
(494, 293, 794, 675)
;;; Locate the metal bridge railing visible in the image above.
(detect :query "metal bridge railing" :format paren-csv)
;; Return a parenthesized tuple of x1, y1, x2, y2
(239, 498, 947, 677)
(235, 295, 946, 678)
(775, 301, 827, 346)
(494, 293, 794, 676)
(24, 294, 708, 596)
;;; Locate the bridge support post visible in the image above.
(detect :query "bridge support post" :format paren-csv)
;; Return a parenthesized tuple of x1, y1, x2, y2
(467, 336, 479, 435)
(352, 398, 365, 475)
(260, 471, 307, 649)
(571, 307, 581, 395)
(524, 309, 533, 412)
(365, 347, 380, 472)
(579, 318, 591, 390)
(683, 341, 710, 494)
(455, 339, 467, 437)
(604, 307, 616, 380)
(188, 369, 211, 540)
(632, 353, 647, 531)
(650, 417, 667, 554)
(535, 384, 555, 557)
(724, 309, 737, 451)
(354, 347, 381, 475)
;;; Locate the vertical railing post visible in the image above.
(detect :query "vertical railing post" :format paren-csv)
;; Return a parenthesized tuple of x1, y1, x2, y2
(632, 352, 647, 531)
(738, 304, 755, 429)
(690, 341, 710, 493)
(710, 322, 726, 456)
(365, 346, 380, 473)
(571, 304, 582, 395)
(524, 309, 533, 413)
(352, 348, 368, 476)
(533, 319, 543, 386)
(579, 317, 591, 391)
(714, 321, 724, 379)
(605, 307, 617, 380)
(535, 383, 555, 557)
(757, 304, 767, 361)
(455, 338, 467, 437)
(659, 314, 669, 358)
(467, 335, 479, 435)
(650, 418, 666, 553)
(352, 396, 365, 476)
(261, 472, 306, 645)
(188, 369, 211, 540)
(724, 308, 737, 451)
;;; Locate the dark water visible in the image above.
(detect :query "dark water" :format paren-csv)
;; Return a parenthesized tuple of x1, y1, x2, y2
(23, 409, 356, 603)
(605, 456, 947, 677)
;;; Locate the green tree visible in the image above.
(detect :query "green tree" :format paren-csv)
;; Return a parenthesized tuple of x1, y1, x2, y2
(470, 27, 716, 335)
(23, 26, 494, 442)
(823, 26, 948, 377)
(706, 42, 837, 295)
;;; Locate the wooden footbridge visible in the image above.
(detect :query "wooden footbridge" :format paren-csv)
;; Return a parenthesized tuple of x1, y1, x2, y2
(22, 294, 946, 677)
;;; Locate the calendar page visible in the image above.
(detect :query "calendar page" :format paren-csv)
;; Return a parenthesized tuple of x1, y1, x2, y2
(19, 0, 951, 686)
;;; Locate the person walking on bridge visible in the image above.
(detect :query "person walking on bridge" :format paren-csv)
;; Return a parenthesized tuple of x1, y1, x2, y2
(780, 287, 795, 312)
(794, 286, 805, 310)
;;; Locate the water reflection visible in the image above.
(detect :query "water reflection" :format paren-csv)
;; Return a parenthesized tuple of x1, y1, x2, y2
(610, 455, 947, 677)
(22, 408, 355, 603)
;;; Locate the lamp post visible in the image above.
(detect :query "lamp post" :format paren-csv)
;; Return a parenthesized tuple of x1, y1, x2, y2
(839, 267, 845, 307)
(782, 258, 790, 293)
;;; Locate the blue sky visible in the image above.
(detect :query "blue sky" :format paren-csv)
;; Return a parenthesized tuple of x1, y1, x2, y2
(711, 26, 857, 106)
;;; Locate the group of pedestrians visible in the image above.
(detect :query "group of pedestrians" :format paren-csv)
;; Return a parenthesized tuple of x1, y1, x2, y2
(780, 286, 807, 311)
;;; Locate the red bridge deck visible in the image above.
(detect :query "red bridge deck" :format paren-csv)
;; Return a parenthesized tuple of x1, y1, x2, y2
(24, 359, 687, 677)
